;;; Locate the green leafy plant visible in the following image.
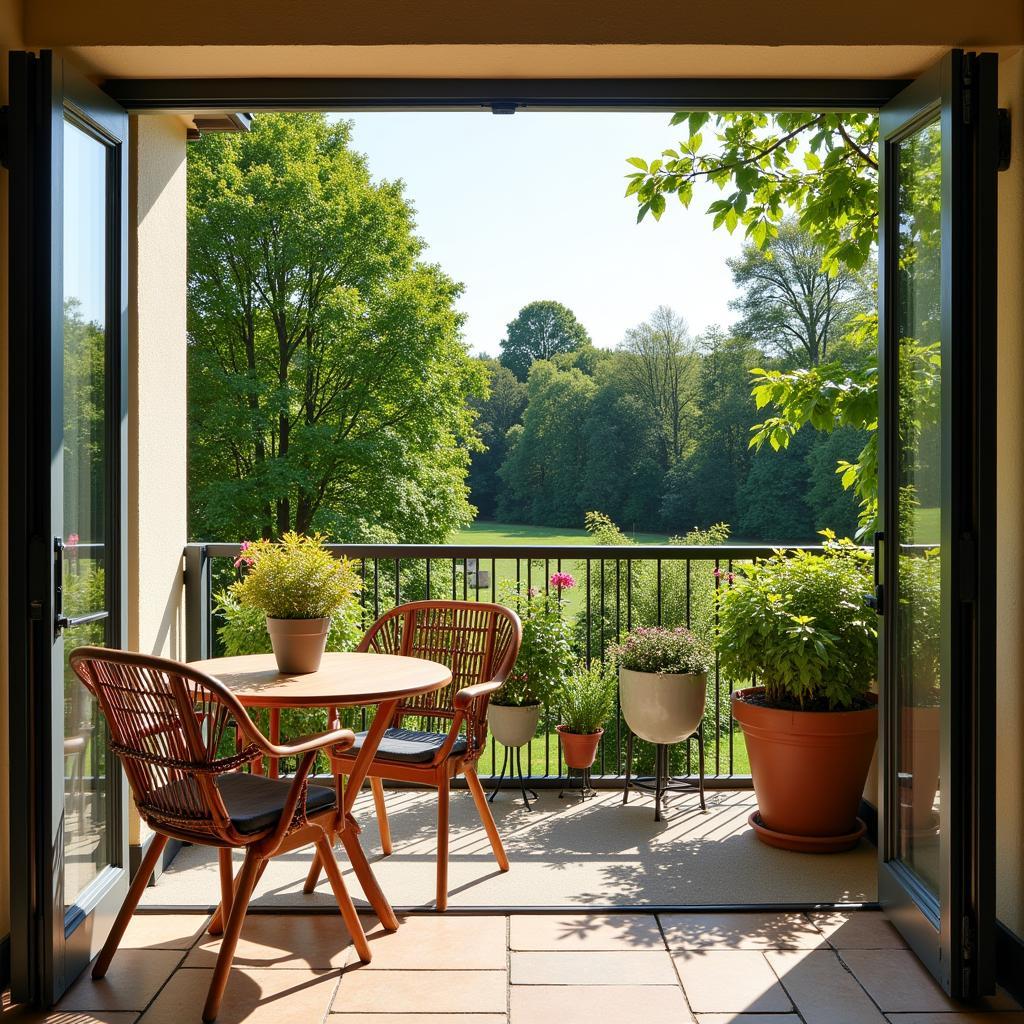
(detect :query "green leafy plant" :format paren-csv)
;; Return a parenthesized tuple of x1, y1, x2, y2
(230, 532, 361, 620)
(715, 533, 876, 710)
(557, 661, 615, 735)
(610, 626, 711, 675)
(492, 579, 575, 708)
(898, 550, 941, 708)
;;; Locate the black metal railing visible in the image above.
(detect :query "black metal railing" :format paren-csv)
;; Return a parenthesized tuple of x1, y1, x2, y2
(183, 541, 826, 785)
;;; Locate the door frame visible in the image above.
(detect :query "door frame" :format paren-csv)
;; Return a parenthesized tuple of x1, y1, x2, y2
(7, 50, 130, 1005)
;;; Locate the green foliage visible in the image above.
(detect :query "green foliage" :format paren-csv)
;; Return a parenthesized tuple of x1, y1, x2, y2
(715, 535, 876, 710)
(626, 111, 878, 275)
(609, 626, 710, 675)
(492, 581, 575, 708)
(556, 661, 615, 734)
(499, 300, 591, 381)
(898, 550, 941, 707)
(188, 112, 486, 543)
(231, 532, 361, 619)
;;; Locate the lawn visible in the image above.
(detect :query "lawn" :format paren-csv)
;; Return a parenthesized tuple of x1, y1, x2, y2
(452, 520, 668, 546)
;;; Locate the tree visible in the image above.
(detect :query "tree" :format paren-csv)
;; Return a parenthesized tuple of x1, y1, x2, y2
(188, 113, 486, 542)
(619, 306, 700, 467)
(499, 300, 592, 381)
(625, 111, 878, 273)
(729, 218, 873, 366)
(466, 359, 527, 519)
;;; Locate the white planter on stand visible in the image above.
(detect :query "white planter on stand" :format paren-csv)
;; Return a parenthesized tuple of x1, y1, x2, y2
(486, 702, 542, 747)
(619, 668, 707, 744)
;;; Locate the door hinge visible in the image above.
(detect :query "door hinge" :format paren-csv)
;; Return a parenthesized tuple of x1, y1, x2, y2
(0, 105, 10, 170)
(998, 108, 1012, 172)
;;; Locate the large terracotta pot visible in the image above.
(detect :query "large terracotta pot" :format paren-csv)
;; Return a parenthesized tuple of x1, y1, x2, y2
(904, 705, 940, 833)
(732, 686, 878, 853)
(266, 616, 330, 674)
(556, 726, 604, 770)
(619, 668, 707, 744)
(487, 702, 542, 747)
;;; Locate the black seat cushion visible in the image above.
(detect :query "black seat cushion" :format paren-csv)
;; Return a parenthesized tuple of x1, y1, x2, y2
(350, 727, 467, 764)
(214, 772, 336, 835)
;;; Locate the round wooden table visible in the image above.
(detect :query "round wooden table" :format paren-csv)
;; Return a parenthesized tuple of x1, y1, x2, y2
(190, 651, 452, 931)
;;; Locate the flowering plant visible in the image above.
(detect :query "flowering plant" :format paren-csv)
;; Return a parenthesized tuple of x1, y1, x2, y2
(230, 532, 361, 620)
(609, 626, 711, 675)
(491, 574, 577, 708)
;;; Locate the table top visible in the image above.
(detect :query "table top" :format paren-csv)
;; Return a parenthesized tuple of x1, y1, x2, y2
(188, 652, 452, 708)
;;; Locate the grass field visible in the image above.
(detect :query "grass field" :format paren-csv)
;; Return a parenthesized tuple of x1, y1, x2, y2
(452, 520, 668, 546)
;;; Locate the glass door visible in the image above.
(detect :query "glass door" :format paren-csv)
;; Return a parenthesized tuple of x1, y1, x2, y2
(8, 51, 129, 1004)
(877, 49, 998, 998)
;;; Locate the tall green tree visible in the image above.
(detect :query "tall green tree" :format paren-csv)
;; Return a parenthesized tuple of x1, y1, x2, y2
(187, 113, 486, 542)
(729, 218, 873, 366)
(499, 300, 592, 381)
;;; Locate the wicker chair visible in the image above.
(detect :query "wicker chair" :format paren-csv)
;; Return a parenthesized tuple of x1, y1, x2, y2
(69, 647, 369, 1022)
(306, 600, 522, 910)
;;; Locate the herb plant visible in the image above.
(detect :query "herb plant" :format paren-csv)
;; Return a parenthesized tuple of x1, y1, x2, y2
(558, 662, 615, 734)
(715, 533, 876, 710)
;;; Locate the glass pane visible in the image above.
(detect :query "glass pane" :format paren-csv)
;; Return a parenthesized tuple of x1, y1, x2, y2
(62, 118, 112, 908)
(894, 117, 943, 897)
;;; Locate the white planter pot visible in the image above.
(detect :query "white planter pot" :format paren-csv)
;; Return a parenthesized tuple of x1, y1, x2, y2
(619, 668, 707, 745)
(487, 702, 542, 747)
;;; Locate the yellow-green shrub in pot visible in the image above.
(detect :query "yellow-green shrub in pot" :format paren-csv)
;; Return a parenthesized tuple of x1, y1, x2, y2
(231, 532, 361, 674)
(556, 662, 616, 770)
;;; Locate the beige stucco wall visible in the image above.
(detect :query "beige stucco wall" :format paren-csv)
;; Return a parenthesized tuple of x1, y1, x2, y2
(126, 114, 189, 846)
(996, 48, 1024, 941)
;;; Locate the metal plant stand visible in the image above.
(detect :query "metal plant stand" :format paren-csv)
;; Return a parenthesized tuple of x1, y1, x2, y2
(488, 745, 538, 809)
(559, 765, 597, 802)
(622, 729, 706, 822)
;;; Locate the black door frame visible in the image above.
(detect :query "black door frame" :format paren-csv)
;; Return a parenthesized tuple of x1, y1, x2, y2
(7, 49, 130, 1005)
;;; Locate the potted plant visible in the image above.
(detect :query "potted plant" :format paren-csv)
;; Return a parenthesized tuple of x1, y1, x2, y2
(610, 626, 710, 746)
(231, 532, 361, 674)
(556, 661, 615, 769)
(488, 572, 576, 748)
(717, 534, 878, 852)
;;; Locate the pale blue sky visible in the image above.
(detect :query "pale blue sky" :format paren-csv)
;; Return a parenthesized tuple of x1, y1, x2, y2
(342, 112, 746, 357)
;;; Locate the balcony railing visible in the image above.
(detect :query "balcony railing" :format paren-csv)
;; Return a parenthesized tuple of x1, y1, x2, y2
(183, 541, 827, 786)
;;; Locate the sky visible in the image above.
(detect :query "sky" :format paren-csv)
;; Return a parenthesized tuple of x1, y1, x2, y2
(341, 112, 747, 357)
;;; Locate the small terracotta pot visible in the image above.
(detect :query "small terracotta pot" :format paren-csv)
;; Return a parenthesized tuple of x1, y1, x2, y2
(732, 686, 878, 853)
(487, 702, 542, 747)
(266, 616, 330, 674)
(556, 725, 604, 770)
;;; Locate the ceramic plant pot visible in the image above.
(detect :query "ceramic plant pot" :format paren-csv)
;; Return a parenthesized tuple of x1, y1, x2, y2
(732, 686, 878, 853)
(619, 668, 707, 745)
(556, 725, 604, 770)
(487, 702, 542, 747)
(266, 616, 330, 674)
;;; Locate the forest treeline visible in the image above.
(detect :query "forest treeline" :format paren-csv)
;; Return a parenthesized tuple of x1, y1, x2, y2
(469, 219, 876, 542)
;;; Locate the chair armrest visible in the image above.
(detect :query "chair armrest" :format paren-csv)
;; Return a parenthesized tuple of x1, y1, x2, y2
(453, 679, 503, 710)
(247, 726, 356, 759)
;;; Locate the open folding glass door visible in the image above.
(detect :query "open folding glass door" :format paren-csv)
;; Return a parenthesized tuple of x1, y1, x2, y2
(7, 50, 130, 1004)
(876, 49, 999, 998)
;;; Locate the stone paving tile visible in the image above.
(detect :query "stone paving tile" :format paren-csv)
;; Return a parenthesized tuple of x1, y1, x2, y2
(359, 914, 507, 970)
(510, 984, 693, 1024)
(120, 915, 211, 951)
(57, 951, 186, 1013)
(696, 1016, 804, 1024)
(766, 948, 886, 1024)
(139, 968, 340, 1024)
(672, 950, 791, 1014)
(333, 970, 506, 1015)
(510, 950, 678, 986)
(329, 1017, 507, 1024)
(509, 914, 664, 951)
(840, 950, 958, 1013)
(810, 911, 907, 950)
(660, 912, 825, 950)
(184, 914, 357, 970)
(885, 1016, 1024, 1023)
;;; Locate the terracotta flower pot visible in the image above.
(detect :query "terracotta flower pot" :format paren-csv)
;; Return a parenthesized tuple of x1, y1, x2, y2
(266, 616, 330, 674)
(619, 668, 707, 744)
(487, 702, 542, 747)
(732, 686, 878, 853)
(904, 704, 941, 833)
(556, 725, 604, 770)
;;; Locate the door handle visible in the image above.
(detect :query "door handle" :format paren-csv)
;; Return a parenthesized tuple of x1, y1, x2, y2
(54, 536, 109, 636)
(865, 530, 884, 614)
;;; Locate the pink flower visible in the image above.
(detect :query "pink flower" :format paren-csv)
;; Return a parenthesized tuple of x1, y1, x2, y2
(550, 571, 577, 591)
(712, 567, 723, 579)
(727, 572, 736, 584)
(67, 533, 79, 547)
(234, 540, 255, 569)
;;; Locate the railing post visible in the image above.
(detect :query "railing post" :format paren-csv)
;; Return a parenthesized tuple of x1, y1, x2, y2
(184, 543, 211, 662)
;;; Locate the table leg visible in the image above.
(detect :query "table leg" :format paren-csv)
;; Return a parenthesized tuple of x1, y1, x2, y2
(268, 708, 281, 779)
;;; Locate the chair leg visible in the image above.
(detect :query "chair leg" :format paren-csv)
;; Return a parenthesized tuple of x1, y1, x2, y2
(315, 834, 372, 963)
(465, 766, 509, 872)
(210, 848, 235, 936)
(371, 777, 393, 856)
(208, 854, 267, 937)
(338, 823, 400, 932)
(92, 832, 169, 978)
(203, 847, 262, 1023)
(436, 779, 450, 911)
